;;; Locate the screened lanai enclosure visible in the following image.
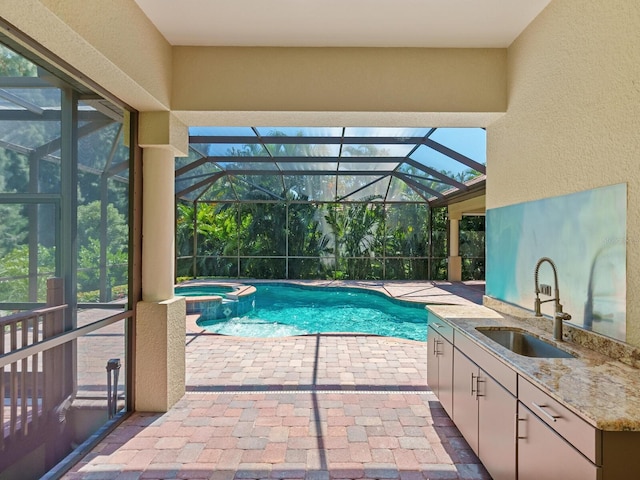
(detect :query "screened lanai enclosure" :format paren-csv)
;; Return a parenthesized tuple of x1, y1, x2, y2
(0, 36, 133, 479)
(0, 44, 131, 307)
(176, 127, 487, 281)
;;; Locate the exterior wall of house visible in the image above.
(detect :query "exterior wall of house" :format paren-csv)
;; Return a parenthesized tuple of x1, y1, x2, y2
(171, 46, 507, 120)
(2, 0, 172, 110)
(487, 0, 640, 345)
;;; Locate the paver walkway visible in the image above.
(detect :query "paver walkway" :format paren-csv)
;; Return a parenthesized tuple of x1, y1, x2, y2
(62, 281, 490, 480)
(63, 333, 489, 480)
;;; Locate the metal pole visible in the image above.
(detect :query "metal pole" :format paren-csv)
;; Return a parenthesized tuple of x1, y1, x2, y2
(60, 87, 78, 400)
(193, 201, 198, 278)
(28, 153, 39, 301)
(106, 358, 121, 418)
(428, 208, 433, 279)
(382, 203, 386, 280)
(285, 202, 289, 279)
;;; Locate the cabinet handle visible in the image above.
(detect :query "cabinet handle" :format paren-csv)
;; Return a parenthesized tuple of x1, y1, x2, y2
(517, 415, 527, 440)
(532, 402, 561, 422)
(475, 377, 484, 397)
(470, 373, 484, 397)
(433, 339, 442, 356)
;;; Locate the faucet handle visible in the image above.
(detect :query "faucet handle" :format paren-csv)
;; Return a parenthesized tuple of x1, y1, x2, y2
(556, 304, 572, 321)
(534, 297, 542, 316)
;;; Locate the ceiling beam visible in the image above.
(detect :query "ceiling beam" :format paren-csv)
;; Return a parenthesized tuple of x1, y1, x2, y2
(429, 177, 486, 208)
(393, 173, 444, 199)
(0, 109, 116, 122)
(0, 88, 44, 114)
(421, 138, 486, 174)
(200, 156, 401, 163)
(190, 135, 443, 145)
(30, 120, 113, 160)
(402, 158, 468, 190)
(0, 77, 55, 88)
(175, 171, 225, 199)
(336, 175, 389, 202)
(218, 169, 403, 176)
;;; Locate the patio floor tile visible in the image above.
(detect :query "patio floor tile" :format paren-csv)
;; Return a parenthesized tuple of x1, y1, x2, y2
(62, 282, 490, 480)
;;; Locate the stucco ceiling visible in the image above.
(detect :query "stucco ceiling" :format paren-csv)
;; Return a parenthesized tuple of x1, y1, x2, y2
(134, 0, 552, 48)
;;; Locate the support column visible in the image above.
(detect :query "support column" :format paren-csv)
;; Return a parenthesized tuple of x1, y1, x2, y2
(135, 112, 188, 412)
(448, 212, 462, 282)
(141, 147, 176, 302)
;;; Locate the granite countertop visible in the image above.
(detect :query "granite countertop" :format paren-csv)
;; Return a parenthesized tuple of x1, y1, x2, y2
(426, 304, 640, 432)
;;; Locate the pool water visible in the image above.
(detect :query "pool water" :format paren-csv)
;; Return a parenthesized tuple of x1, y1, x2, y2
(196, 284, 428, 341)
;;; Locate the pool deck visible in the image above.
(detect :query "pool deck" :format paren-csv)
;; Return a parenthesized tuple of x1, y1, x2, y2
(62, 281, 490, 480)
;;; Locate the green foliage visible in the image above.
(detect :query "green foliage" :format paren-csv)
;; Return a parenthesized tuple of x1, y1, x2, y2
(77, 284, 127, 303)
(0, 244, 55, 302)
(174, 199, 464, 281)
(429, 207, 449, 280)
(384, 204, 430, 279)
(0, 45, 37, 76)
(460, 215, 485, 280)
(240, 202, 286, 256)
(0, 200, 129, 302)
(0, 204, 28, 257)
(324, 198, 384, 279)
(176, 202, 242, 277)
(77, 201, 128, 294)
(78, 201, 128, 250)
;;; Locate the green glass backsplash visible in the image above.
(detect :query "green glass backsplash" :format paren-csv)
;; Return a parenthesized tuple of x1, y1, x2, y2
(486, 183, 626, 341)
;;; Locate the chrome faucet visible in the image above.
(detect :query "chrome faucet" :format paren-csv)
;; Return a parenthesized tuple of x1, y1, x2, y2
(534, 257, 572, 341)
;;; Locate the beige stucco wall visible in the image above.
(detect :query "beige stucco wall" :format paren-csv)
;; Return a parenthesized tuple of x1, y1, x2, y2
(173, 46, 506, 115)
(2, 0, 172, 111)
(135, 297, 186, 412)
(448, 195, 486, 220)
(487, 0, 640, 345)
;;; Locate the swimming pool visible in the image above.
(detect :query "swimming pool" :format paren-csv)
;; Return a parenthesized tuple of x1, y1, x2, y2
(195, 283, 428, 341)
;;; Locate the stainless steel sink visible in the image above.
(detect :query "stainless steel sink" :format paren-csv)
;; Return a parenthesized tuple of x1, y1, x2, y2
(476, 327, 575, 358)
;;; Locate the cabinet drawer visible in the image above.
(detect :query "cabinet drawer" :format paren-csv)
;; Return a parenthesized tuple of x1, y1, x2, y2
(427, 314, 454, 343)
(454, 332, 517, 395)
(519, 376, 601, 464)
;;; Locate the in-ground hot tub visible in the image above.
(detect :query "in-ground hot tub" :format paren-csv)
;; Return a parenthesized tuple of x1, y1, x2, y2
(176, 281, 256, 319)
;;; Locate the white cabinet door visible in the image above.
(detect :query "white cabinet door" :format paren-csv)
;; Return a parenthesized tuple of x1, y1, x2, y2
(427, 329, 439, 393)
(478, 373, 516, 480)
(438, 335, 453, 417)
(453, 348, 517, 478)
(518, 403, 600, 480)
(452, 348, 479, 454)
(427, 327, 454, 417)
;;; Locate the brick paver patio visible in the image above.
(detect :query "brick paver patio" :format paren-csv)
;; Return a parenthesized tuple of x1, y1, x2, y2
(61, 282, 490, 480)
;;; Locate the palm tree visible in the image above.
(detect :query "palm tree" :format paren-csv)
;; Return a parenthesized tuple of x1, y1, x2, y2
(324, 196, 384, 279)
